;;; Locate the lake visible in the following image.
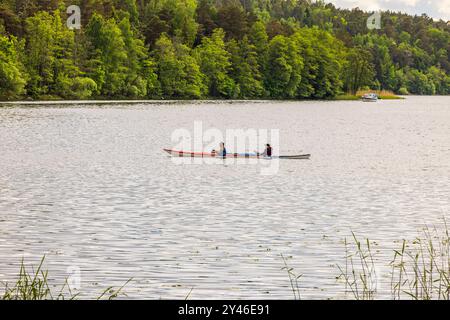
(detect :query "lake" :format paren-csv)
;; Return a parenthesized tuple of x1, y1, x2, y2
(0, 96, 449, 299)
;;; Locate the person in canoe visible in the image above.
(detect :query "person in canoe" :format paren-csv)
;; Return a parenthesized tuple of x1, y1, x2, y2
(218, 142, 227, 157)
(260, 144, 272, 157)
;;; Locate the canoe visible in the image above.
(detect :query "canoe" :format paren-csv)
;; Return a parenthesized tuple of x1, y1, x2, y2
(163, 149, 310, 160)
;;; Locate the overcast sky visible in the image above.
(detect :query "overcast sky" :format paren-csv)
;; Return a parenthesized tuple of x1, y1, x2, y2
(328, 0, 450, 21)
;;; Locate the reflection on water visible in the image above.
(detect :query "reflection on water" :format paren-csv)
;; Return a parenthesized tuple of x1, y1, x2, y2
(0, 96, 449, 299)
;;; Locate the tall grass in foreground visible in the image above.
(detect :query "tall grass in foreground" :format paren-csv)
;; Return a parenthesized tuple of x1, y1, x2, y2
(1, 256, 130, 300)
(2, 223, 448, 300)
(333, 221, 450, 300)
(390, 223, 450, 300)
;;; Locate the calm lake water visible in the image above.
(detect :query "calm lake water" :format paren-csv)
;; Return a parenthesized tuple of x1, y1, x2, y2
(0, 96, 449, 299)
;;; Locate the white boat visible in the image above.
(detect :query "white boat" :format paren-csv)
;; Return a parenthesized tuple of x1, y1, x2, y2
(361, 93, 378, 102)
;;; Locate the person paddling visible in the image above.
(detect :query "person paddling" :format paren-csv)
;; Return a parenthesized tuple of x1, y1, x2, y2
(261, 144, 272, 157)
(218, 142, 227, 157)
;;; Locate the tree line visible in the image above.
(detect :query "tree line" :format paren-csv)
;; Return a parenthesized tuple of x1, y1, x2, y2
(1, 0, 449, 100)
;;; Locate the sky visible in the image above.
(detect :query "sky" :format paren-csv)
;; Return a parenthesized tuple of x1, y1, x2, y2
(328, 0, 450, 21)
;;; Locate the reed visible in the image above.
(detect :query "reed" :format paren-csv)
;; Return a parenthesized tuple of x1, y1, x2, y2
(390, 222, 450, 300)
(335, 89, 403, 100)
(356, 89, 403, 99)
(334, 220, 449, 300)
(1, 256, 131, 300)
(334, 94, 360, 101)
(281, 254, 303, 300)
(3, 222, 449, 300)
(1, 256, 56, 300)
(336, 232, 377, 300)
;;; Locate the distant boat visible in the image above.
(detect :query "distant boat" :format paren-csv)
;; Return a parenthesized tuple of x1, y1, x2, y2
(361, 93, 378, 102)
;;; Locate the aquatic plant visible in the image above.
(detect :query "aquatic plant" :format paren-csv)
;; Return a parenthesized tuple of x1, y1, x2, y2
(356, 89, 403, 99)
(390, 222, 450, 300)
(1, 256, 130, 300)
(336, 233, 377, 300)
(2, 221, 449, 300)
(281, 254, 303, 300)
(334, 220, 449, 300)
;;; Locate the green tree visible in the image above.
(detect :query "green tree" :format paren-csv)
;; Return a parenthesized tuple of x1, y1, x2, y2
(343, 47, 375, 94)
(292, 27, 344, 98)
(406, 69, 435, 95)
(216, 0, 248, 40)
(24, 10, 94, 99)
(57, 76, 98, 99)
(354, 34, 396, 90)
(85, 14, 159, 98)
(114, 0, 139, 26)
(0, 3, 22, 36)
(85, 14, 128, 97)
(141, 0, 198, 47)
(140, 0, 170, 47)
(248, 20, 269, 77)
(196, 0, 218, 39)
(154, 33, 205, 98)
(0, 34, 26, 99)
(165, 0, 199, 46)
(265, 34, 303, 98)
(227, 36, 264, 98)
(291, 30, 315, 98)
(1, 0, 449, 101)
(194, 28, 237, 97)
(118, 17, 159, 98)
(24, 11, 58, 97)
(426, 66, 449, 95)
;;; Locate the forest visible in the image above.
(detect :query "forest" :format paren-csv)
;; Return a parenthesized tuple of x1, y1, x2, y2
(0, 0, 449, 100)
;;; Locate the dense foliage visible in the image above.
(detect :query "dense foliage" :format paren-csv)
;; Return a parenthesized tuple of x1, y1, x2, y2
(0, 0, 449, 100)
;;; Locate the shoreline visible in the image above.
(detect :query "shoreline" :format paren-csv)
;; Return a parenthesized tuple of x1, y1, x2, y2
(0, 96, 414, 105)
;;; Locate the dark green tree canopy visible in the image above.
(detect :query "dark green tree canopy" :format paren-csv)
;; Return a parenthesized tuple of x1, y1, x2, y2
(0, 0, 448, 100)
